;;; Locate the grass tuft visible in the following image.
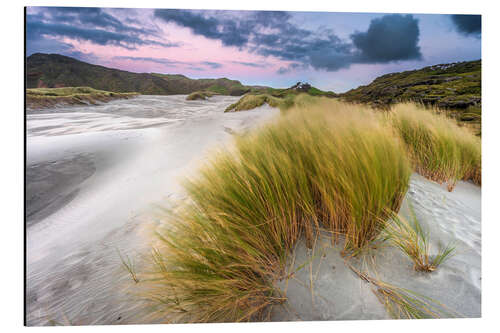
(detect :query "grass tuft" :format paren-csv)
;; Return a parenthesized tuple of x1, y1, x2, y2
(381, 203, 455, 272)
(118, 250, 139, 283)
(372, 280, 457, 318)
(345, 260, 457, 319)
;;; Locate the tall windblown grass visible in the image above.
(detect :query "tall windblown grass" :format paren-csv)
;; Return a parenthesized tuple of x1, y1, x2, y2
(142, 102, 411, 322)
(389, 103, 481, 189)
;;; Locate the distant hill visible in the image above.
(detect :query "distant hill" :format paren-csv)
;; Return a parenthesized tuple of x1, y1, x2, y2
(341, 60, 481, 112)
(26, 53, 266, 96)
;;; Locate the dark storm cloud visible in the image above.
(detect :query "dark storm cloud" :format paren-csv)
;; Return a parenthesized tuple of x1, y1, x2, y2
(451, 15, 481, 36)
(154, 9, 250, 47)
(26, 8, 178, 52)
(277, 62, 308, 74)
(154, 10, 422, 73)
(351, 14, 422, 62)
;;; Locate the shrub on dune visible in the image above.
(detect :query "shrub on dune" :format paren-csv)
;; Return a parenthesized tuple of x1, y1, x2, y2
(142, 104, 411, 323)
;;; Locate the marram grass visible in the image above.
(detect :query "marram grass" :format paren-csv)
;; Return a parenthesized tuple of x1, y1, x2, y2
(345, 260, 457, 319)
(389, 103, 481, 189)
(224, 94, 282, 112)
(139, 103, 412, 323)
(381, 203, 455, 272)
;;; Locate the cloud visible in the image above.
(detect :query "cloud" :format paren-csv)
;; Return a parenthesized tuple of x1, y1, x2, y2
(26, 33, 74, 54)
(26, 8, 178, 51)
(231, 61, 269, 68)
(27, 21, 171, 50)
(277, 63, 307, 74)
(154, 10, 291, 48)
(201, 61, 223, 69)
(351, 14, 422, 62)
(451, 15, 481, 36)
(27, 8, 426, 75)
(48, 7, 145, 34)
(155, 10, 422, 73)
(113, 56, 183, 66)
(112, 56, 222, 70)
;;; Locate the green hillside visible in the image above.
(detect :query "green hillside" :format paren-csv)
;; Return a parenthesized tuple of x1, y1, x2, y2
(26, 53, 265, 96)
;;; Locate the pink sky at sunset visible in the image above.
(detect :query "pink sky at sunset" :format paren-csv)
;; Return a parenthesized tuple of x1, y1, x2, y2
(26, 7, 481, 92)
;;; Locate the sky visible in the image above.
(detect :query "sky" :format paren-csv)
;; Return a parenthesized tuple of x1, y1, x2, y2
(26, 7, 481, 92)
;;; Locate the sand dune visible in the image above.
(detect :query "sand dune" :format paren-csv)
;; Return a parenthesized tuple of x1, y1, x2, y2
(271, 174, 481, 321)
(25, 95, 480, 324)
(26, 95, 279, 325)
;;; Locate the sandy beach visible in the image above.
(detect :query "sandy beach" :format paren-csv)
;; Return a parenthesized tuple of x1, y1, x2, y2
(26, 95, 481, 325)
(26, 95, 279, 325)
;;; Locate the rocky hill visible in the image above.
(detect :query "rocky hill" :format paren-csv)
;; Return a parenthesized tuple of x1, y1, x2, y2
(26, 53, 264, 96)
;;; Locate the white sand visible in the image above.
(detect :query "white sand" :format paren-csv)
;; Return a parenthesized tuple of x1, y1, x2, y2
(270, 174, 481, 321)
(26, 96, 480, 324)
(26, 96, 279, 325)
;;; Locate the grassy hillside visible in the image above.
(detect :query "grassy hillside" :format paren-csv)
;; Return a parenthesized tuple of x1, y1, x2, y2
(26, 86, 138, 109)
(27, 53, 267, 96)
(341, 60, 481, 122)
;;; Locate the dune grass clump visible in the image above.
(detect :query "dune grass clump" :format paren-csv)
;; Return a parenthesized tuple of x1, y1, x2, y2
(382, 204, 455, 272)
(142, 103, 411, 322)
(389, 103, 481, 189)
(224, 94, 282, 112)
(186, 90, 218, 100)
(26, 86, 138, 109)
